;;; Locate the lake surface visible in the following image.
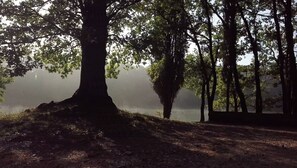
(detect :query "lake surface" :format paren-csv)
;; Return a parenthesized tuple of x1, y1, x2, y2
(126, 108, 207, 122)
(0, 68, 204, 122)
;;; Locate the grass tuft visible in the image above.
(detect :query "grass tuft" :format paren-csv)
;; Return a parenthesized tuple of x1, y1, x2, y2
(0, 111, 28, 121)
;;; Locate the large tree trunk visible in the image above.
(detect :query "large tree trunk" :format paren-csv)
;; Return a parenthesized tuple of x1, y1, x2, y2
(283, 0, 297, 116)
(73, 1, 117, 111)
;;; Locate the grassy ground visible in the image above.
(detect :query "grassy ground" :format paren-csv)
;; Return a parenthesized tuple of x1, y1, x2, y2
(0, 103, 297, 168)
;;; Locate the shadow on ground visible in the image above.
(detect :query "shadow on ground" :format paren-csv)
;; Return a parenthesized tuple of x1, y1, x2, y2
(0, 103, 297, 168)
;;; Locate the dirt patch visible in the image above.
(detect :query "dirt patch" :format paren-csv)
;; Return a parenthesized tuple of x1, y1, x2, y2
(0, 104, 297, 168)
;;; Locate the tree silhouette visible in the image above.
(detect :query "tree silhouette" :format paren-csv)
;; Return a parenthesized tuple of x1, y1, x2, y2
(238, 1, 262, 114)
(129, 0, 187, 119)
(0, 0, 140, 113)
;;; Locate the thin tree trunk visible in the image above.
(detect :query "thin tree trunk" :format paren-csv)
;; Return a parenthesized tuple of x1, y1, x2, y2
(253, 48, 262, 114)
(232, 82, 238, 112)
(200, 79, 206, 122)
(226, 72, 231, 112)
(203, 0, 217, 114)
(232, 65, 248, 113)
(227, 1, 248, 113)
(239, 6, 262, 114)
(191, 34, 210, 117)
(273, 0, 287, 115)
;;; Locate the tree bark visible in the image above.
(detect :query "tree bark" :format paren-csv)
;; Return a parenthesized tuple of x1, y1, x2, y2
(232, 82, 238, 113)
(200, 79, 206, 122)
(227, 1, 248, 113)
(73, 0, 117, 112)
(283, 0, 297, 116)
(190, 32, 209, 117)
(232, 62, 248, 113)
(163, 100, 173, 119)
(203, 0, 216, 115)
(273, 0, 288, 115)
(226, 72, 231, 112)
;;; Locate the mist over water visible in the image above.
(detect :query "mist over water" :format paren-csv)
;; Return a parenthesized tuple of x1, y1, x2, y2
(0, 67, 204, 122)
(126, 108, 207, 122)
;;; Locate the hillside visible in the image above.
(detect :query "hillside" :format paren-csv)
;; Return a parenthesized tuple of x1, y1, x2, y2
(0, 103, 297, 168)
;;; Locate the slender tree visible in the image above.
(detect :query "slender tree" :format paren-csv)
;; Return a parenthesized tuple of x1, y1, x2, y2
(238, 1, 262, 114)
(185, 0, 219, 117)
(202, 0, 217, 114)
(272, 0, 288, 114)
(223, 0, 248, 113)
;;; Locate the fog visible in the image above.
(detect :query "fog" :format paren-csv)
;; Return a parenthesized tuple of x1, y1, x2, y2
(0, 67, 205, 122)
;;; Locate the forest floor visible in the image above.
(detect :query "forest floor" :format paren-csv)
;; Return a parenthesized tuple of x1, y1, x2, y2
(0, 103, 297, 168)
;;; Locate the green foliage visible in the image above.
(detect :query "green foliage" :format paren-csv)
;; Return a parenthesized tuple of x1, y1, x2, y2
(147, 59, 164, 83)
(213, 67, 236, 111)
(212, 64, 283, 111)
(0, 66, 13, 102)
(0, 0, 140, 78)
(148, 56, 184, 106)
(0, 0, 81, 77)
(184, 54, 203, 96)
(35, 36, 81, 78)
(106, 58, 120, 79)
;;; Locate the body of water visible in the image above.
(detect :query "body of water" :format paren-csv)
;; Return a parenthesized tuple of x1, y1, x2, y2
(126, 108, 207, 122)
(0, 68, 203, 122)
